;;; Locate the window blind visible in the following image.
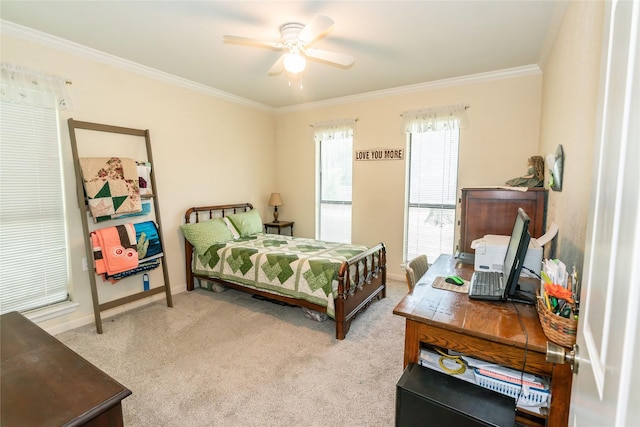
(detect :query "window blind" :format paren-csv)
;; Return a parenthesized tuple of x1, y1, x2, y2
(0, 101, 70, 314)
(405, 128, 460, 264)
(318, 136, 352, 243)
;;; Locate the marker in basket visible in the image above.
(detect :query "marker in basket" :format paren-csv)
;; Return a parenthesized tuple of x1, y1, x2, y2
(543, 291, 552, 310)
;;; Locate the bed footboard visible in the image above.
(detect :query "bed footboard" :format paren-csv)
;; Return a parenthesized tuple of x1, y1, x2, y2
(334, 243, 387, 339)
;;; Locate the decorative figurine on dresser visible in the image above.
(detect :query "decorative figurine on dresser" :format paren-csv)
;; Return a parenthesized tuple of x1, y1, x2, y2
(505, 155, 545, 188)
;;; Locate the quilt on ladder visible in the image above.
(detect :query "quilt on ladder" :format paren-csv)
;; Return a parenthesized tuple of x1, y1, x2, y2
(79, 157, 142, 220)
(192, 234, 373, 318)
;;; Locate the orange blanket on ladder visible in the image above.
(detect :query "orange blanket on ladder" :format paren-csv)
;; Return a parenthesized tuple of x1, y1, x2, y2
(91, 224, 138, 275)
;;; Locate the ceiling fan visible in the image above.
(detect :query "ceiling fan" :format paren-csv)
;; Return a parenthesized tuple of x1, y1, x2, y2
(223, 15, 355, 76)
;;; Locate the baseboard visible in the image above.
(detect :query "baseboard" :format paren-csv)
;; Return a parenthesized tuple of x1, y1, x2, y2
(45, 286, 186, 336)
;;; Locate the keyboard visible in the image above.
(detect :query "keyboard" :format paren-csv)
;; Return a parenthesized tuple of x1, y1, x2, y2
(469, 271, 504, 299)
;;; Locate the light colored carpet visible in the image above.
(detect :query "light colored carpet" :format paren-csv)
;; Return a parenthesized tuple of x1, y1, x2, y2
(57, 279, 408, 426)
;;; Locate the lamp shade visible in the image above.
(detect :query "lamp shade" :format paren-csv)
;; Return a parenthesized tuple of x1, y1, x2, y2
(283, 53, 306, 74)
(268, 193, 283, 207)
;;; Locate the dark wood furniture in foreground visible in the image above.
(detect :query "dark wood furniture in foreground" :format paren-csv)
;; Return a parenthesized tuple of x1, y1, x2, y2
(1, 311, 132, 426)
(264, 220, 294, 236)
(458, 187, 547, 257)
(183, 203, 386, 340)
(393, 254, 571, 427)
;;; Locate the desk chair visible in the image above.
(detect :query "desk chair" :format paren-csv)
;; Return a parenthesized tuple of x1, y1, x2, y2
(405, 254, 429, 292)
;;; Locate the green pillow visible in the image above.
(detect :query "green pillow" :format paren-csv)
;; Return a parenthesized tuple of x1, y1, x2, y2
(180, 218, 234, 255)
(227, 209, 263, 237)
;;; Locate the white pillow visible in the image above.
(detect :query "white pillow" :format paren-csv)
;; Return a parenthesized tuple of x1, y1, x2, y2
(223, 217, 240, 239)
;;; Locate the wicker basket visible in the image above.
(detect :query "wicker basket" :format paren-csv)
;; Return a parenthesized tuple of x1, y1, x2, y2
(536, 296, 577, 347)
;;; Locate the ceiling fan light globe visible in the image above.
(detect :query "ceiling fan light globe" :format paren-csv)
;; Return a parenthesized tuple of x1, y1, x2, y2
(283, 53, 306, 74)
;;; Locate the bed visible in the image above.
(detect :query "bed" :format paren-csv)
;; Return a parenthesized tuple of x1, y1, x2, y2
(182, 203, 386, 339)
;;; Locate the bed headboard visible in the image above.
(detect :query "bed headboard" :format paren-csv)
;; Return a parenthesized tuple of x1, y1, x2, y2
(183, 203, 253, 291)
(184, 203, 253, 225)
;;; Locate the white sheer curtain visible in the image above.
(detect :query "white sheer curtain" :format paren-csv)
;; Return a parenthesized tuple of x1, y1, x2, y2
(1, 62, 73, 110)
(312, 118, 357, 142)
(401, 103, 468, 133)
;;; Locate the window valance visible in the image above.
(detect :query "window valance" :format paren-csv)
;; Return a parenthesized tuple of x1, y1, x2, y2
(1, 63, 73, 110)
(312, 118, 357, 142)
(401, 103, 468, 133)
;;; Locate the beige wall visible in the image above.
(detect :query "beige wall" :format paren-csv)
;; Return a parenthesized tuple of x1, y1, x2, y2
(1, 34, 276, 332)
(276, 74, 543, 277)
(1, 0, 603, 333)
(275, 0, 605, 282)
(538, 0, 604, 274)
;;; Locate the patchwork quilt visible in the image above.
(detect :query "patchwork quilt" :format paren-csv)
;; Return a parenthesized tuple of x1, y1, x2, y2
(192, 234, 373, 318)
(79, 157, 142, 220)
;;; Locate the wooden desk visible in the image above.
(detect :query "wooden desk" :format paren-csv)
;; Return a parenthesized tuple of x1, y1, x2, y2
(393, 254, 571, 427)
(1, 311, 132, 426)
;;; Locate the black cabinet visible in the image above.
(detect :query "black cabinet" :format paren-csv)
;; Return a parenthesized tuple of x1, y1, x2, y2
(396, 364, 516, 427)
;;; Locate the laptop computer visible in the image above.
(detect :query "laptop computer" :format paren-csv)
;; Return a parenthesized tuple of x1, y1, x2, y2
(468, 208, 531, 301)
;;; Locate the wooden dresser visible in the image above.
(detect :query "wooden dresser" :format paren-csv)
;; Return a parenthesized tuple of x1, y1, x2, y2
(458, 187, 547, 257)
(1, 311, 132, 426)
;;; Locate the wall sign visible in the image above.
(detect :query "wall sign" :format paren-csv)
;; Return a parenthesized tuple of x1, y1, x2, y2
(355, 148, 404, 161)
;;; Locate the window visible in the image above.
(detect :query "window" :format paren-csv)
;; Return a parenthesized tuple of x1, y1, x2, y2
(315, 121, 354, 243)
(0, 66, 71, 315)
(403, 104, 466, 264)
(405, 129, 460, 263)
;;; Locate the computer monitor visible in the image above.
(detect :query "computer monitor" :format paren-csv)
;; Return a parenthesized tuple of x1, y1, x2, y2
(502, 208, 532, 302)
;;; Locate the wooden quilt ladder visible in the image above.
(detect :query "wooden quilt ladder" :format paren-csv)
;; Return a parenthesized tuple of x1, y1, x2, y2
(68, 119, 173, 333)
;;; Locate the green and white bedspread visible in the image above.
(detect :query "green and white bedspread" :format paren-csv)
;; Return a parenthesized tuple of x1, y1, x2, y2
(192, 234, 373, 318)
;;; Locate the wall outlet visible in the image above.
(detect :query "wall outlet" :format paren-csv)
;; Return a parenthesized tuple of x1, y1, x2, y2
(82, 257, 88, 271)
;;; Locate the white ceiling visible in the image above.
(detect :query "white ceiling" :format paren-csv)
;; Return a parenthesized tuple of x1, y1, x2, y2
(0, 1, 566, 109)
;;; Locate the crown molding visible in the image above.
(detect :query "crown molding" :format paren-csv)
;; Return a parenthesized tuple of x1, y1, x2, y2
(2, 19, 541, 115)
(274, 64, 542, 114)
(0, 20, 275, 113)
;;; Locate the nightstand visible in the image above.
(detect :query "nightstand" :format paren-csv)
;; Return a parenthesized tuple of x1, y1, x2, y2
(264, 221, 294, 236)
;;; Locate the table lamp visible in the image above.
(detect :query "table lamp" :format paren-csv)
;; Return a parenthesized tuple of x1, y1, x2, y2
(268, 193, 283, 223)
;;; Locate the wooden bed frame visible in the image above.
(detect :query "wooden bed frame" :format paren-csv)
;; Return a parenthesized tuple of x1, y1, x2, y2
(183, 203, 387, 340)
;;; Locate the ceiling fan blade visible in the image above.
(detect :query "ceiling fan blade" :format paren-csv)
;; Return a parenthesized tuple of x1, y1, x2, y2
(298, 15, 335, 45)
(267, 55, 285, 75)
(304, 48, 355, 67)
(223, 35, 284, 50)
